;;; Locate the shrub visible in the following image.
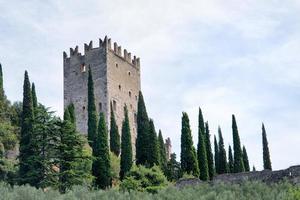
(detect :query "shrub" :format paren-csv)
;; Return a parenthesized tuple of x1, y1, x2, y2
(120, 165, 168, 193)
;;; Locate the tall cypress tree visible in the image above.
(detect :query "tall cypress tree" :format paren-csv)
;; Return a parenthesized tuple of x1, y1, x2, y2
(218, 127, 228, 174)
(180, 112, 199, 177)
(120, 105, 132, 180)
(262, 123, 272, 170)
(148, 119, 159, 167)
(31, 83, 38, 109)
(205, 122, 214, 179)
(158, 130, 167, 172)
(197, 108, 209, 181)
(232, 115, 245, 173)
(92, 112, 111, 189)
(87, 68, 98, 148)
(228, 145, 234, 173)
(68, 103, 76, 127)
(214, 135, 219, 174)
(110, 102, 120, 156)
(0, 63, 4, 102)
(136, 91, 150, 165)
(242, 146, 250, 172)
(19, 71, 34, 185)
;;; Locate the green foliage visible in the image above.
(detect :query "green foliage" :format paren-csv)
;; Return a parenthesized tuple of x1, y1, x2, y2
(228, 145, 234, 173)
(19, 71, 34, 185)
(110, 102, 120, 157)
(120, 165, 168, 193)
(67, 103, 76, 127)
(59, 106, 92, 192)
(92, 113, 111, 189)
(136, 91, 150, 166)
(180, 112, 199, 177)
(87, 68, 98, 148)
(10, 101, 22, 127)
(31, 83, 37, 110)
(158, 130, 167, 173)
(197, 108, 209, 181)
(0, 158, 17, 185)
(0, 181, 297, 199)
(165, 153, 182, 182)
(110, 152, 120, 185)
(204, 122, 214, 179)
(232, 115, 245, 173)
(262, 123, 272, 170)
(214, 135, 219, 174)
(0, 122, 18, 151)
(218, 127, 228, 174)
(120, 106, 132, 180)
(242, 146, 250, 172)
(147, 119, 159, 167)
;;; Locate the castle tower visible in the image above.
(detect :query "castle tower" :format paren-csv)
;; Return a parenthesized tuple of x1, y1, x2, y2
(64, 36, 141, 150)
(165, 137, 172, 161)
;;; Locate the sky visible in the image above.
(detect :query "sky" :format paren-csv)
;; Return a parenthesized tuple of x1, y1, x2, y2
(0, 0, 300, 170)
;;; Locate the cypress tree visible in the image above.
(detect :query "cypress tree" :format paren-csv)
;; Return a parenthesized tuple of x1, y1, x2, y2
(232, 115, 245, 173)
(228, 145, 234, 173)
(136, 91, 150, 165)
(87, 68, 98, 148)
(31, 83, 38, 109)
(165, 153, 182, 181)
(0, 63, 4, 102)
(67, 103, 76, 127)
(180, 112, 199, 177)
(110, 102, 120, 156)
(120, 106, 132, 180)
(218, 127, 228, 174)
(19, 71, 34, 185)
(205, 122, 214, 179)
(197, 108, 209, 181)
(158, 130, 167, 172)
(148, 119, 159, 167)
(242, 145, 250, 172)
(262, 123, 272, 170)
(92, 112, 111, 189)
(214, 135, 219, 174)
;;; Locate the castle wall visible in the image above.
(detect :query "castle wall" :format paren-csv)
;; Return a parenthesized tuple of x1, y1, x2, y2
(106, 48, 141, 151)
(64, 45, 108, 134)
(64, 37, 141, 153)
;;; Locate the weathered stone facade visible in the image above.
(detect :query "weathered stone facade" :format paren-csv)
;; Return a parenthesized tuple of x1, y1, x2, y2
(64, 36, 141, 150)
(165, 137, 172, 161)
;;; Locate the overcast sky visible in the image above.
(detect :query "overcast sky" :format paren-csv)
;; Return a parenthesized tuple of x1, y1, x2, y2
(1, 0, 300, 170)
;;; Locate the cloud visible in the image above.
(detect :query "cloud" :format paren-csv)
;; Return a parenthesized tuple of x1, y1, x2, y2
(0, 0, 300, 170)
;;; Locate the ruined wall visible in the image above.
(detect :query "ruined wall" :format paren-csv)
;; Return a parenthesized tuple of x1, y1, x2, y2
(64, 37, 141, 152)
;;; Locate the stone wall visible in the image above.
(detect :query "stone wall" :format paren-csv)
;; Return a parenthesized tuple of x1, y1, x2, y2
(63, 36, 141, 153)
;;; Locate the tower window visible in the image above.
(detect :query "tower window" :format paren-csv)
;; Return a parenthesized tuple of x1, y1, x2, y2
(83, 106, 86, 110)
(113, 100, 117, 111)
(80, 63, 86, 72)
(128, 71, 131, 76)
(116, 63, 118, 68)
(99, 102, 102, 111)
(119, 85, 121, 90)
(129, 91, 132, 97)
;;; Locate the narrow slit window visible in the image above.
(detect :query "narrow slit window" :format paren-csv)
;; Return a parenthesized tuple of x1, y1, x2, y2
(99, 102, 102, 111)
(129, 91, 132, 97)
(81, 63, 86, 73)
(119, 85, 121, 90)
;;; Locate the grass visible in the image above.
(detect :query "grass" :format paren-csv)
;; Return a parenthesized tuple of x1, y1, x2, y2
(0, 181, 298, 200)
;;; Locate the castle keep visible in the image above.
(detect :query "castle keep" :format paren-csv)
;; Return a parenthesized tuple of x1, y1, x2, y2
(64, 36, 141, 148)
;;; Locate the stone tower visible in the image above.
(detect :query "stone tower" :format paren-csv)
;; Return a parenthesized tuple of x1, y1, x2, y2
(165, 137, 172, 161)
(64, 36, 141, 149)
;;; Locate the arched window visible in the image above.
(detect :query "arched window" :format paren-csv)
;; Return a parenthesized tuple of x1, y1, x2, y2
(80, 63, 86, 72)
(129, 91, 132, 97)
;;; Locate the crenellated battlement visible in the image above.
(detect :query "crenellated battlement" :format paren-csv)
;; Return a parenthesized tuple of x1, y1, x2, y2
(63, 36, 140, 69)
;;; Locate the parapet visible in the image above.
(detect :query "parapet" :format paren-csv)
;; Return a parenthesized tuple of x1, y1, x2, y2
(63, 36, 140, 69)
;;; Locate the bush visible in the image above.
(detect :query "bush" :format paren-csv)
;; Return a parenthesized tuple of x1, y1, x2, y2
(120, 165, 168, 193)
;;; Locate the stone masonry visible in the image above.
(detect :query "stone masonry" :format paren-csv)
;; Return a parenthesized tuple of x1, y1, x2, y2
(64, 36, 141, 151)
